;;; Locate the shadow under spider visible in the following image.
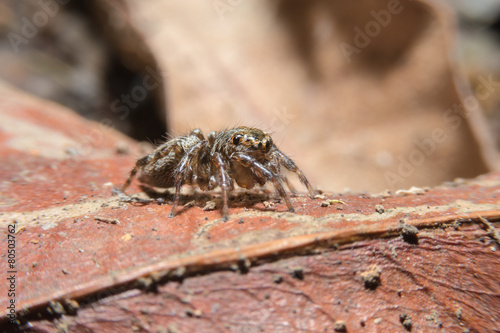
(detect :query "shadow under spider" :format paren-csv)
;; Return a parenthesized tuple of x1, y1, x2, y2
(122, 185, 281, 216)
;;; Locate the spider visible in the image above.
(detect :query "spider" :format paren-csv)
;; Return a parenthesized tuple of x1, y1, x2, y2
(120, 126, 316, 220)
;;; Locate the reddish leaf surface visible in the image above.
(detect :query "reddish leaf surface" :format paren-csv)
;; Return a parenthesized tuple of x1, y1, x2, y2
(1, 83, 499, 332)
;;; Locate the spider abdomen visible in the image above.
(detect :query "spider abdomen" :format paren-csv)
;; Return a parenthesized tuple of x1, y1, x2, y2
(138, 152, 177, 188)
(138, 134, 205, 188)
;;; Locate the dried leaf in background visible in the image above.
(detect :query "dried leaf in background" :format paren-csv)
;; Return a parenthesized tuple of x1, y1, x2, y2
(122, 0, 499, 192)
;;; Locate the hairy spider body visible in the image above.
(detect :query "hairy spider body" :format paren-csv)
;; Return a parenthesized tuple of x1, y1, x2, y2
(121, 126, 315, 220)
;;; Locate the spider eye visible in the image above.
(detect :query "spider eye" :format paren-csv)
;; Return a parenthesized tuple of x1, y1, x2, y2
(232, 134, 242, 145)
(263, 137, 272, 153)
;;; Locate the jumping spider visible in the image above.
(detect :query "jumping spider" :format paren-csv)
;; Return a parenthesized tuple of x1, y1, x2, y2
(121, 126, 315, 220)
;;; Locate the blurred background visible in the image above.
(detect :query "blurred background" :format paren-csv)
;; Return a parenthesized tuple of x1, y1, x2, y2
(1, 0, 499, 192)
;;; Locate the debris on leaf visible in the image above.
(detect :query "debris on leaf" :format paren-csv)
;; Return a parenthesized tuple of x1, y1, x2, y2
(203, 200, 218, 211)
(186, 308, 202, 318)
(399, 313, 413, 331)
(395, 186, 427, 196)
(262, 201, 275, 209)
(273, 275, 283, 284)
(320, 199, 346, 207)
(375, 204, 385, 214)
(48, 301, 65, 315)
(289, 266, 304, 280)
(360, 264, 382, 289)
(121, 233, 132, 241)
(399, 220, 419, 244)
(455, 307, 463, 320)
(184, 200, 196, 208)
(95, 216, 120, 224)
(334, 320, 347, 332)
(63, 299, 79, 315)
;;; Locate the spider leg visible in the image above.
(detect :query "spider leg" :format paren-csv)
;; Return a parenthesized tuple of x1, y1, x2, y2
(234, 153, 294, 213)
(190, 128, 205, 140)
(268, 163, 297, 195)
(169, 141, 208, 218)
(283, 176, 297, 195)
(214, 153, 232, 221)
(121, 155, 150, 193)
(272, 150, 316, 197)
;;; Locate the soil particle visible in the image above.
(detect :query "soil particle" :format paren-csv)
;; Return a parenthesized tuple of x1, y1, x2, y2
(360, 265, 382, 289)
(375, 204, 385, 214)
(186, 308, 202, 318)
(273, 275, 283, 284)
(399, 220, 419, 244)
(203, 200, 218, 211)
(334, 320, 347, 332)
(289, 266, 304, 280)
(95, 216, 120, 224)
(48, 301, 65, 315)
(399, 313, 412, 331)
(333, 320, 347, 332)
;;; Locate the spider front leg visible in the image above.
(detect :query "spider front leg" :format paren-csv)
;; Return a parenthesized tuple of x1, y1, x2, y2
(283, 177, 297, 195)
(269, 163, 297, 195)
(273, 150, 316, 197)
(233, 153, 294, 213)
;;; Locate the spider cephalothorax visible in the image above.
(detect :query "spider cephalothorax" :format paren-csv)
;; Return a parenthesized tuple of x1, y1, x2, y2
(121, 126, 315, 220)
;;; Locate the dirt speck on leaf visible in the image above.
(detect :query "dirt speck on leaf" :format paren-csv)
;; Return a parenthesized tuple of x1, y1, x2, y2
(334, 320, 347, 332)
(360, 264, 382, 289)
